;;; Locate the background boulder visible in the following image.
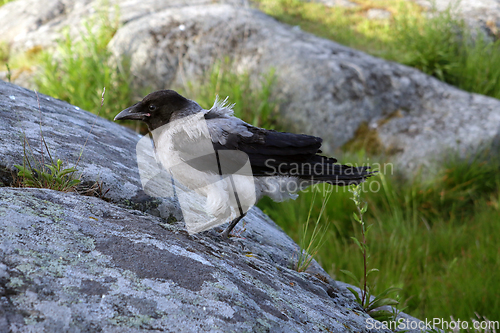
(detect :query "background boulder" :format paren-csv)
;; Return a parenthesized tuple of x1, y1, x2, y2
(1, 0, 500, 173)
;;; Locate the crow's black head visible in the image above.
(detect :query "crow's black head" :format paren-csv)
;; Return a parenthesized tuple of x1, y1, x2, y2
(114, 90, 192, 131)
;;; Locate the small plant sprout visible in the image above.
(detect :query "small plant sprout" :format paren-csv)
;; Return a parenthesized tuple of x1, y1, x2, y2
(6, 63, 11, 83)
(341, 184, 401, 322)
(295, 186, 331, 272)
(15, 159, 80, 192)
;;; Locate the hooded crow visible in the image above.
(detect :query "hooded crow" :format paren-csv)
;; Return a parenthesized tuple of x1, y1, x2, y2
(115, 90, 372, 237)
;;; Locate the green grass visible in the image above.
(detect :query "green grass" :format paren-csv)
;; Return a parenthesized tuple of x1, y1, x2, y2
(178, 59, 279, 130)
(256, 0, 500, 100)
(294, 186, 331, 272)
(34, 16, 134, 122)
(388, 6, 500, 99)
(258, 151, 500, 322)
(255, 0, 401, 54)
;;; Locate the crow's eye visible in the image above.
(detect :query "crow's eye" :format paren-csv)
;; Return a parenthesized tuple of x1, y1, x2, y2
(148, 105, 156, 111)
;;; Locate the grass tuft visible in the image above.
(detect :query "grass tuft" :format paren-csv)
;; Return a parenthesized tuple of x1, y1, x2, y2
(14, 91, 81, 192)
(14, 88, 109, 199)
(178, 59, 279, 130)
(294, 186, 331, 272)
(34, 14, 134, 121)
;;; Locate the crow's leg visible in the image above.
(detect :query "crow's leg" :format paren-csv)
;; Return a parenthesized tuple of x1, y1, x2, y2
(219, 167, 247, 238)
(221, 213, 246, 238)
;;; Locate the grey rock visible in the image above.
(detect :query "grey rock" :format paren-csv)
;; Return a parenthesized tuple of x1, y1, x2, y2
(1, 0, 500, 175)
(0, 80, 144, 204)
(0, 80, 428, 332)
(0, 188, 324, 332)
(0, 186, 400, 332)
(0, 0, 247, 53)
(366, 8, 392, 20)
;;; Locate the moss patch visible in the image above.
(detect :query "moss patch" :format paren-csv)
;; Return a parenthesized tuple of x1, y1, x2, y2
(342, 122, 384, 155)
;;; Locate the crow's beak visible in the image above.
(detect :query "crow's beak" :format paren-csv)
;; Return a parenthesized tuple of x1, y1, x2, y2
(114, 104, 145, 121)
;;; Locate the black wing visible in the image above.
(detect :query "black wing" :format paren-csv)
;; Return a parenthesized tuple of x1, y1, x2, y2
(205, 117, 372, 185)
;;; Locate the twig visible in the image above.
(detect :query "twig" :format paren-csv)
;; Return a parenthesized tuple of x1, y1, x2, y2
(36, 90, 44, 169)
(35, 90, 54, 167)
